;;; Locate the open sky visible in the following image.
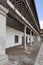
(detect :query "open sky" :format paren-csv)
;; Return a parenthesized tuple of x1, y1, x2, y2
(35, 0, 43, 29)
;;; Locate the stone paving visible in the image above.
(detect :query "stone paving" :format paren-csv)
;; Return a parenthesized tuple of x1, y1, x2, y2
(8, 55, 34, 65)
(34, 42, 43, 65)
(4, 60, 12, 65)
(6, 42, 42, 65)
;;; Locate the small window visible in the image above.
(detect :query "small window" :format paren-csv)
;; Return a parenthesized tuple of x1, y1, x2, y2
(15, 35, 19, 43)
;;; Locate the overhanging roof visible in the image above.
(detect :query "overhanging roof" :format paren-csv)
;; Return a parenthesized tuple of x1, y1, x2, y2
(0, 0, 40, 35)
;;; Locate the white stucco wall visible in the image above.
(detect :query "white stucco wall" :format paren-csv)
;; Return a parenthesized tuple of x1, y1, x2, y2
(0, 5, 11, 65)
(6, 26, 34, 48)
(0, 13, 6, 55)
(6, 26, 24, 48)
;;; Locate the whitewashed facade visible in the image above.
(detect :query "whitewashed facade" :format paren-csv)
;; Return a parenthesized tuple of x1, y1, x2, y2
(0, 4, 8, 65)
(6, 26, 34, 48)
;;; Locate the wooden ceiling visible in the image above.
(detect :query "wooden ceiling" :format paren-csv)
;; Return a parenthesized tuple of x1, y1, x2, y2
(0, 0, 40, 34)
(7, 0, 39, 32)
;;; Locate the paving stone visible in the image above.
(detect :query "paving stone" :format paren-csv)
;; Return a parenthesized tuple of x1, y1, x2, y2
(9, 55, 34, 65)
(11, 61, 19, 65)
(6, 43, 42, 65)
(24, 50, 31, 54)
(34, 43, 43, 65)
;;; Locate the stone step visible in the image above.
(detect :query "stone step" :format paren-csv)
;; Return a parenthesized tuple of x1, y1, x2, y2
(0, 54, 8, 65)
(0, 54, 8, 61)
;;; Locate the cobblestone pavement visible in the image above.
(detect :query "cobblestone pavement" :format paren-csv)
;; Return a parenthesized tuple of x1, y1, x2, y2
(4, 60, 12, 65)
(6, 42, 42, 65)
(34, 42, 43, 65)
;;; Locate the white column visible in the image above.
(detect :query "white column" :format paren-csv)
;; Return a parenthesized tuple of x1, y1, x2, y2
(35, 33, 37, 43)
(0, 4, 8, 65)
(24, 26, 27, 50)
(33, 32, 36, 44)
(30, 30, 32, 47)
(33, 32, 35, 43)
(36, 34, 39, 43)
(38, 36, 41, 42)
(40, 36, 41, 42)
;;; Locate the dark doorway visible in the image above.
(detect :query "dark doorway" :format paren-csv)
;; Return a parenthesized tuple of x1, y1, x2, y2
(26, 37, 27, 43)
(22, 36, 24, 46)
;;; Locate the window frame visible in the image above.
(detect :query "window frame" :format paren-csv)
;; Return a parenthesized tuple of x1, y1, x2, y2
(15, 35, 19, 43)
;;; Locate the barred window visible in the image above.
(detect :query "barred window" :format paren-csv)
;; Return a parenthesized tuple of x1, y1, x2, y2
(15, 35, 19, 43)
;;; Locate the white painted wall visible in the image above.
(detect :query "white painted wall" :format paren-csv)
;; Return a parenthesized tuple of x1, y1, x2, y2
(6, 26, 34, 48)
(0, 12, 6, 55)
(6, 26, 24, 48)
(0, 8, 8, 65)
